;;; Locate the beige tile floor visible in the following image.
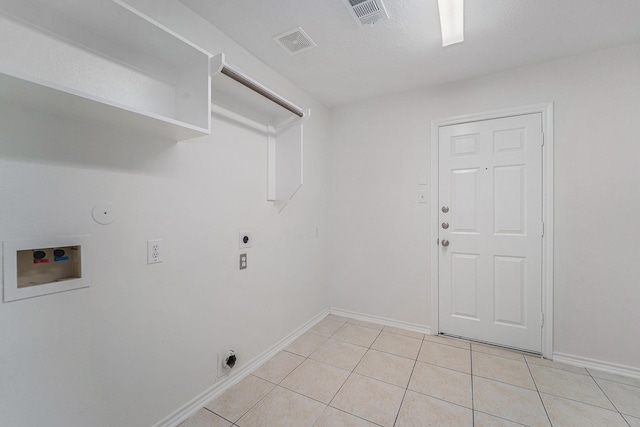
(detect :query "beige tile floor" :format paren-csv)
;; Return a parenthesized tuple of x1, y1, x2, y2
(180, 315, 640, 426)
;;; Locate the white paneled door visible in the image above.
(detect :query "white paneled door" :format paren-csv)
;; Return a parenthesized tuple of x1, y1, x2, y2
(438, 113, 543, 353)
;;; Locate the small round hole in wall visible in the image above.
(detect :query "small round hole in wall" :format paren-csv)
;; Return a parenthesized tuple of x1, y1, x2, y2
(92, 202, 117, 225)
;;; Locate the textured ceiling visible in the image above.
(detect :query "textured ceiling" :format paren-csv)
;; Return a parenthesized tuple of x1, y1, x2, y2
(181, 0, 640, 107)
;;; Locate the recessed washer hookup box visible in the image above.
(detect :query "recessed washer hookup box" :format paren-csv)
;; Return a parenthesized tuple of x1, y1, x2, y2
(3, 236, 91, 302)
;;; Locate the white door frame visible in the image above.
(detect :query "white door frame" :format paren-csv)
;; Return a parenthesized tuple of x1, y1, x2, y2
(430, 103, 554, 359)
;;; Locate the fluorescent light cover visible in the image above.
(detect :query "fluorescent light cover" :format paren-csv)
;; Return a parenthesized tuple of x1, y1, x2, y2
(438, 0, 464, 46)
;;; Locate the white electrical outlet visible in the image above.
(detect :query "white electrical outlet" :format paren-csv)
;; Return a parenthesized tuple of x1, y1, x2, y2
(147, 239, 163, 264)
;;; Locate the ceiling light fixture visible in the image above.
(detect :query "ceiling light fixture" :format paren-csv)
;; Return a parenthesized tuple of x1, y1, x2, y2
(438, 0, 464, 46)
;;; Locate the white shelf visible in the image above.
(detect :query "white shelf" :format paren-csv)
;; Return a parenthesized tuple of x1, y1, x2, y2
(210, 54, 308, 202)
(0, 0, 211, 141)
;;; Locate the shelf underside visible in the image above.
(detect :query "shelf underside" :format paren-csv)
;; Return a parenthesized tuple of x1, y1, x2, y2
(0, 71, 209, 141)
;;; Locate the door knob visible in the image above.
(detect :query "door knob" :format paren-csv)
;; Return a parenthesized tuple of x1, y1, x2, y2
(442, 222, 449, 229)
(442, 206, 449, 213)
(441, 239, 450, 247)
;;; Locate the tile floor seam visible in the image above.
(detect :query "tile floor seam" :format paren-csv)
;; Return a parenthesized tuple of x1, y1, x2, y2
(623, 414, 633, 427)
(327, 372, 395, 425)
(588, 370, 628, 419)
(346, 319, 385, 330)
(539, 389, 623, 412)
(355, 370, 409, 390)
(276, 382, 335, 407)
(365, 347, 417, 362)
(474, 409, 529, 426)
(276, 348, 348, 407)
(408, 386, 474, 411)
(300, 354, 360, 374)
(319, 333, 372, 415)
(524, 357, 554, 427)
(370, 328, 384, 349)
(315, 406, 385, 427)
(419, 359, 471, 375)
(326, 372, 358, 414)
(589, 370, 640, 388)
(276, 358, 303, 386)
(329, 330, 382, 347)
(423, 336, 472, 350)
(208, 407, 238, 425)
(289, 358, 352, 406)
(201, 407, 235, 425)
(539, 391, 632, 417)
(470, 346, 475, 426)
(391, 356, 418, 427)
(526, 360, 589, 375)
(471, 373, 537, 391)
(228, 374, 276, 425)
(312, 337, 369, 351)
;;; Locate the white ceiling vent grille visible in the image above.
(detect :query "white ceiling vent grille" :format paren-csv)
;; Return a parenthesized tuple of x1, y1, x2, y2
(343, 0, 389, 27)
(273, 27, 317, 55)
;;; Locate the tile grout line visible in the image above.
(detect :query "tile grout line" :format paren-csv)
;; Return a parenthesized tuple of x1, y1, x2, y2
(524, 357, 554, 426)
(246, 325, 334, 426)
(391, 336, 423, 427)
(234, 374, 279, 425)
(473, 409, 530, 427)
(587, 368, 640, 388)
(526, 360, 590, 376)
(321, 321, 385, 424)
(280, 337, 332, 427)
(526, 362, 631, 415)
(201, 407, 235, 426)
(470, 345, 475, 426)
(289, 316, 416, 425)
(587, 368, 631, 424)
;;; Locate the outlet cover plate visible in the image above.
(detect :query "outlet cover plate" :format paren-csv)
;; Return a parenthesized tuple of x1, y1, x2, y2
(147, 239, 163, 264)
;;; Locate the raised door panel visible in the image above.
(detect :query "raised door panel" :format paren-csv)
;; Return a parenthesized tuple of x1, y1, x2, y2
(451, 253, 480, 321)
(494, 165, 526, 235)
(493, 256, 527, 327)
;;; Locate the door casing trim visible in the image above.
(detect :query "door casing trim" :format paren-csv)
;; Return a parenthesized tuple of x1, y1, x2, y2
(430, 103, 554, 358)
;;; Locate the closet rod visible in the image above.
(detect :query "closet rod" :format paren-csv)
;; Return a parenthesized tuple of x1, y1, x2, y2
(220, 66, 304, 118)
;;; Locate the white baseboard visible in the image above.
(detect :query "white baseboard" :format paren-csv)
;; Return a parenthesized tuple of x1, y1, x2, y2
(153, 307, 330, 427)
(329, 307, 431, 336)
(553, 352, 640, 379)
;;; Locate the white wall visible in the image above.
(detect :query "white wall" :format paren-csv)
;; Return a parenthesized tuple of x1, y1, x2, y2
(0, 1, 329, 426)
(327, 44, 640, 370)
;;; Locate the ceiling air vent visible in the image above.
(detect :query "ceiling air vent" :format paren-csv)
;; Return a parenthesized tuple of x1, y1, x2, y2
(343, 0, 389, 27)
(274, 27, 317, 55)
